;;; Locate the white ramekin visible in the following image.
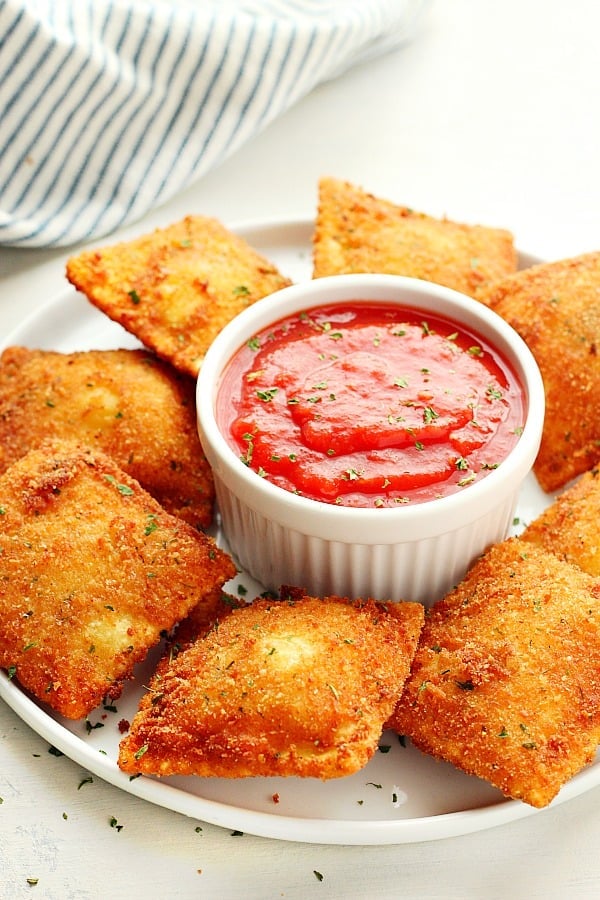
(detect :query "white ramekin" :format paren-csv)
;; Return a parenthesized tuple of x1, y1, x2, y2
(197, 274, 545, 606)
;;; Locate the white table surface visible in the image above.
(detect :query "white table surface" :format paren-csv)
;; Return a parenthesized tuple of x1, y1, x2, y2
(2, 2, 600, 897)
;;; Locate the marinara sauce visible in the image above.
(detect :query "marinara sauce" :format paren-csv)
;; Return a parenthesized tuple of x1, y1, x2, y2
(217, 303, 526, 508)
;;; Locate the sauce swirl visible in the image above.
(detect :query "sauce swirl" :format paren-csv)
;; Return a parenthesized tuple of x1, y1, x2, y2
(217, 302, 525, 507)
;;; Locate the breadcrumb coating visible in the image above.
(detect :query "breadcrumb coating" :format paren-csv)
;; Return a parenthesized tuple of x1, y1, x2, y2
(118, 594, 424, 780)
(66, 215, 292, 377)
(0, 441, 235, 719)
(481, 252, 600, 491)
(312, 177, 517, 299)
(0, 347, 214, 528)
(521, 467, 600, 576)
(390, 538, 600, 807)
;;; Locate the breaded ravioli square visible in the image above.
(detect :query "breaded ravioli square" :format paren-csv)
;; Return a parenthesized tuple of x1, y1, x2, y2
(65, 216, 292, 377)
(118, 595, 424, 780)
(389, 538, 600, 808)
(0, 347, 214, 528)
(521, 468, 600, 577)
(0, 441, 235, 719)
(482, 253, 600, 491)
(312, 177, 517, 299)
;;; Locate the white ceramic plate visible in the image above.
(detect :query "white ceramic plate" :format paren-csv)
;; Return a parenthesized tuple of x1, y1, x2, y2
(1, 218, 598, 846)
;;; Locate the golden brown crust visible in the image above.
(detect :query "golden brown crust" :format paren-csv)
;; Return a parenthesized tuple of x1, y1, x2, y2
(65, 216, 292, 377)
(0, 440, 235, 719)
(161, 589, 245, 668)
(389, 538, 600, 808)
(118, 595, 424, 780)
(481, 253, 600, 492)
(521, 467, 600, 576)
(0, 346, 214, 528)
(312, 177, 517, 299)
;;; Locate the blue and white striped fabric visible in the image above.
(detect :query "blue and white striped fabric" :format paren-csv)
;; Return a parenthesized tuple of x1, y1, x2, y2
(0, 0, 429, 248)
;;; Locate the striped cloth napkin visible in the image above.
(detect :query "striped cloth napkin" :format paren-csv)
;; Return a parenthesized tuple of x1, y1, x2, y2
(0, 0, 429, 249)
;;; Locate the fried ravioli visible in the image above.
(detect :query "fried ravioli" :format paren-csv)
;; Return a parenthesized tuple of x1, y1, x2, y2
(65, 216, 292, 377)
(0, 347, 214, 528)
(0, 441, 235, 719)
(312, 177, 517, 298)
(482, 252, 600, 491)
(118, 595, 424, 780)
(521, 468, 600, 576)
(389, 538, 600, 808)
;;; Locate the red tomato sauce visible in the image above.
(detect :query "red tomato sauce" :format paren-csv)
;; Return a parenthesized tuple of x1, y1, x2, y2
(217, 303, 526, 507)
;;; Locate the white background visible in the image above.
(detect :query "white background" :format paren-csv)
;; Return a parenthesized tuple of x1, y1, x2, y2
(1, 2, 600, 897)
